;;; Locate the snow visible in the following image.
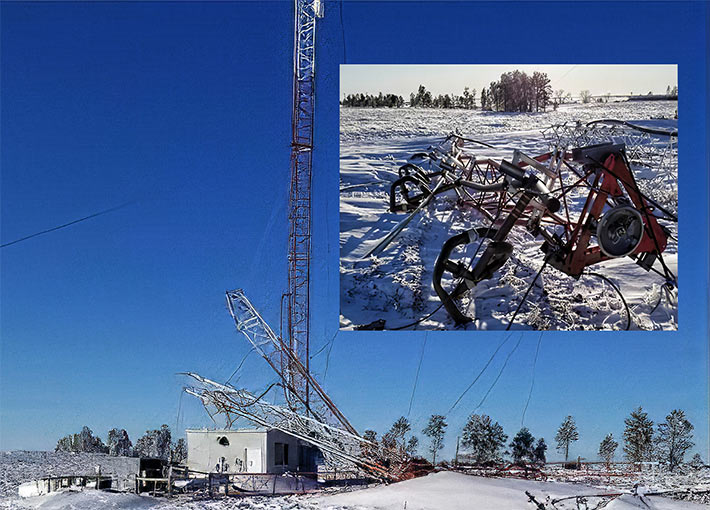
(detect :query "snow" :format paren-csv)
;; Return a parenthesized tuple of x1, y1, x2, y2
(339, 102, 678, 330)
(11, 491, 157, 510)
(317, 472, 706, 510)
(2, 454, 706, 510)
(0, 451, 138, 498)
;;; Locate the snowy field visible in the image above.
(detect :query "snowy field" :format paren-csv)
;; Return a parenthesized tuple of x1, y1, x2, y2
(2, 459, 707, 510)
(339, 102, 678, 331)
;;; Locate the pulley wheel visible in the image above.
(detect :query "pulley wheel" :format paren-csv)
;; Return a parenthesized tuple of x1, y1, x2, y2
(597, 205, 644, 257)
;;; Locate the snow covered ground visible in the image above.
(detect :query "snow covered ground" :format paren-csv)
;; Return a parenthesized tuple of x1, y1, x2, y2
(3, 469, 707, 510)
(340, 102, 678, 331)
(318, 471, 706, 510)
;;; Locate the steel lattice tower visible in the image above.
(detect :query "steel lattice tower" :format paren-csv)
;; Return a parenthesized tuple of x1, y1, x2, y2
(285, 0, 323, 411)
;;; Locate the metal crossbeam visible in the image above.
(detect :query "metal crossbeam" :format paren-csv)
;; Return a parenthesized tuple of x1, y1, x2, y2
(226, 289, 357, 436)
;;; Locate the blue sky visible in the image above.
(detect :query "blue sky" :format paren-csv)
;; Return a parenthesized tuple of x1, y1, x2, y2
(1, 1, 708, 463)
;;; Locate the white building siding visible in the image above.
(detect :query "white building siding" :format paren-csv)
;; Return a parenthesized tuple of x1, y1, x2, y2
(186, 429, 266, 474)
(186, 429, 323, 475)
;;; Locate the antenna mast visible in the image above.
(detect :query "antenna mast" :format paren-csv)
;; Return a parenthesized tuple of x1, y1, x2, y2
(285, 0, 323, 411)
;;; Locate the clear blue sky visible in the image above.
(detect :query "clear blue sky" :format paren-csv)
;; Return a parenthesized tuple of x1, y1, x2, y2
(1, 1, 707, 464)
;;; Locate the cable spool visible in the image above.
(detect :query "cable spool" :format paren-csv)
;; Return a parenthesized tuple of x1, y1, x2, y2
(596, 205, 644, 257)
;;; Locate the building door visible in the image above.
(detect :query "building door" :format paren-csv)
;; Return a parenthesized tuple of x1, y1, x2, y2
(245, 448, 262, 473)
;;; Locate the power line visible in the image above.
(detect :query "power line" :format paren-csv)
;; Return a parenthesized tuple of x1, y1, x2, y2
(225, 347, 256, 385)
(521, 332, 543, 426)
(322, 330, 339, 381)
(555, 65, 578, 86)
(1, 201, 135, 249)
(473, 333, 524, 412)
(447, 332, 513, 415)
(339, 0, 347, 63)
(407, 332, 428, 417)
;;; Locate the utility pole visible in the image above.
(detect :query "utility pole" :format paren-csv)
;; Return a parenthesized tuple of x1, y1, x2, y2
(455, 436, 460, 467)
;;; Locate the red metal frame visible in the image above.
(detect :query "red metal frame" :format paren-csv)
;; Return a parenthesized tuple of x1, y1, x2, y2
(555, 152, 668, 276)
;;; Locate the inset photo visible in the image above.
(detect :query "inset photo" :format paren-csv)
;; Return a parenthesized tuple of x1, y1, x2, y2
(339, 65, 678, 331)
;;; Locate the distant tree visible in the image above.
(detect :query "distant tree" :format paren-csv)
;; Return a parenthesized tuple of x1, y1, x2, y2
(598, 433, 619, 467)
(55, 435, 76, 453)
(533, 438, 547, 465)
(460, 414, 508, 464)
(554, 89, 565, 105)
(623, 407, 654, 465)
(666, 85, 671, 95)
(55, 426, 108, 453)
(415, 85, 428, 107)
(79, 426, 108, 453)
(381, 416, 414, 457)
(580, 90, 592, 104)
(461, 87, 477, 109)
(171, 438, 188, 464)
(423, 90, 432, 107)
(655, 410, 694, 471)
(531, 71, 552, 111)
(422, 414, 447, 464)
(555, 416, 579, 462)
(510, 427, 536, 464)
(363, 429, 378, 443)
(481, 70, 551, 112)
(390, 416, 411, 440)
(134, 424, 172, 460)
(689, 453, 704, 469)
(107, 428, 133, 457)
(361, 430, 378, 458)
(341, 91, 405, 108)
(670, 85, 678, 96)
(480, 88, 489, 110)
(406, 436, 419, 456)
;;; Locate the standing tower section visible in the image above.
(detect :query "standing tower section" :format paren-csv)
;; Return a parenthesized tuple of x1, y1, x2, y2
(285, 0, 323, 411)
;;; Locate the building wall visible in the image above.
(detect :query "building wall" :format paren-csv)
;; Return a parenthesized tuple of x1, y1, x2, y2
(265, 429, 301, 474)
(186, 429, 266, 474)
(186, 429, 323, 474)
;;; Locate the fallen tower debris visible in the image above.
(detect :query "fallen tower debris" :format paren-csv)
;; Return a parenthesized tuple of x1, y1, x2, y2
(375, 121, 678, 329)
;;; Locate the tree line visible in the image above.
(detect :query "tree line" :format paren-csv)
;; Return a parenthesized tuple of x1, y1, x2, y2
(367, 406, 700, 472)
(342, 85, 479, 110)
(342, 76, 677, 111)
(55, 424, 187, 463)
(343, 70, 553, 112)
(480, 70, 552, 112)
(341, 92, 405, 108)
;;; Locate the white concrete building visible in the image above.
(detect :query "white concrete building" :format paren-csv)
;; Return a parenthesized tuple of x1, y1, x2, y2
(185, 428, 322, 474)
